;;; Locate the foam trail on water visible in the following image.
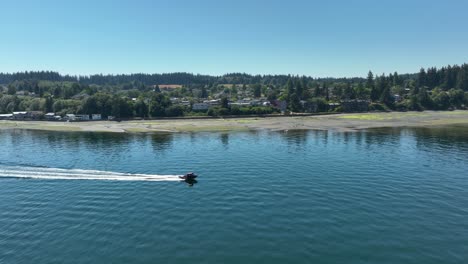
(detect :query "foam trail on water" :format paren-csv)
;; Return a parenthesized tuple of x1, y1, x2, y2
(0, 166, 183, 182)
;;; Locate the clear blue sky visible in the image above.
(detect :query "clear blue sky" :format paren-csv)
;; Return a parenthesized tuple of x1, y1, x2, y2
(1, 0, 467, 77)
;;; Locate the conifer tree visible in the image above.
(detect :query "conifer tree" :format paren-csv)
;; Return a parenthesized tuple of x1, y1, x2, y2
(418, 68, 427, 88)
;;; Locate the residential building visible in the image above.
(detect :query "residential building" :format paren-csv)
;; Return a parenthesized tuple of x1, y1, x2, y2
(12, 112, 28, 120)
(45, 113, 56, 120)
(75, 114, 90, 121)
(66, 114, 76, 121)
(192, 103, 210, 111)
(0, 114, 13, 120)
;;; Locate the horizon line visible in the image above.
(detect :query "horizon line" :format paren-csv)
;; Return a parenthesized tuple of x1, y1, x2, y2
(0, 69, 418, 80)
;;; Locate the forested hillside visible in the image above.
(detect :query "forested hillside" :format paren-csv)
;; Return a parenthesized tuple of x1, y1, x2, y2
(1, 63, 467, 118)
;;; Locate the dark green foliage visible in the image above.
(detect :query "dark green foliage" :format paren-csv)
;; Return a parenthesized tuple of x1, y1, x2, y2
(52, 100, 78, 115)
(432, 91, 450, 110)
(408, 95, 422, 111)
(448, 89, 465, 108)
(266, 90, 278, 101)
(210, 106, 277, 116)
(111, 96, 133, 118)
(286, 79, 294, 100)
(355, 82, 367, 99)
(369, 103, 388, 112)
(370, 86, 380, 102)
(343, 83, 356, 100)
(221, 97, 229, 109)
(253, 84, 262, 98)
(366, 71, 374, 89)
(305, 98, 328, 112)
(153, 85, 161, 93)
(44, 96, 54, 113)
(149, 93, 171, 117)
(289, 93, 301, 112)
(0, 95, 17, 113)
(380, 86, 394, 109)
(295, 79, 304, 99)
(392, 72, 401, 86)
(165, 105, 185, 117)
(418, 68, 427, 88)
(200, 86, 208, 98)
(1, 62, 468, 117)
(417, 87, 432, 109)
(134, 99, 149, 118)
(81, 93, 113, 117)
(313, 84, 321, 97)
(7, 85, 16, 95)
(456, 64, 468, 91)
(394, 101, 408, 111)
(284, 78, 302, 112)
(207, 107, 229, 116)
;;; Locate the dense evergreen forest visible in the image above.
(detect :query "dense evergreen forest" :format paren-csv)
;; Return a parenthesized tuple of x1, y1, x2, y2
(0, 63, 467, 119)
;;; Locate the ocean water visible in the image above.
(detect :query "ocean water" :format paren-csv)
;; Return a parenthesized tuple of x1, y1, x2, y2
(0, 127, 467, 263)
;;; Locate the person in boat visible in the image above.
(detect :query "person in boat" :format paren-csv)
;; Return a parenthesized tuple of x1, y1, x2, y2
(180, 172, 197, 179)
(186, 172, 196, 179)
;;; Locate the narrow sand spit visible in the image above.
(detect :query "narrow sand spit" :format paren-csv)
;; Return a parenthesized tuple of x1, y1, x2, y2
(0, 111, 467, 133)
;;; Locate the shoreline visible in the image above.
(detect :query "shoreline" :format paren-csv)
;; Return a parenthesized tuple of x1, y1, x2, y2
(0, 111, 467, 133)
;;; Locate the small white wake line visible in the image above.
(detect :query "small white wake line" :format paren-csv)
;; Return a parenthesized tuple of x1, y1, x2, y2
(0, 169, 181, 178)
(2, 167, 178, 177)
(0, 174, 182, 181)
(0, 166, 183, 182)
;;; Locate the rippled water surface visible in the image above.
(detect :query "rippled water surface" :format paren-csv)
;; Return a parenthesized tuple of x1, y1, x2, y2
(1, 127, 468, 263)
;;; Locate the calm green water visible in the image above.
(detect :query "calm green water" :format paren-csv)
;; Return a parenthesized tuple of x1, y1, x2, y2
(0, 127, 467, 263)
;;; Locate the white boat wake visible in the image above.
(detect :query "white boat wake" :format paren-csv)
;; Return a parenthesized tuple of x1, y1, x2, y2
(0, 166, 183, 182)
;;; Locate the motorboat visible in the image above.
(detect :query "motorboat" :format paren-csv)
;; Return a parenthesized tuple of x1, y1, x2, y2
(179, 172, 198, 180)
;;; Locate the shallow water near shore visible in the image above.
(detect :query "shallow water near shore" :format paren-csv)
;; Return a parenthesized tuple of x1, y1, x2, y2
(1, 128, 468, 263)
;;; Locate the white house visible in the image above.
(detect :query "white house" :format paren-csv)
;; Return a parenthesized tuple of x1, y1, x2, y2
(66, 114, 76, 121)
(192, 103, 210, 111)
(45, 113, 56, 120)
(75, 114, 90, 121)
(12, 111, 28, 120)
(0, 114, 13, 120)
(180, 100, 191, 106)
(91, 114, 102, 120)
(203, 99, 220, 106)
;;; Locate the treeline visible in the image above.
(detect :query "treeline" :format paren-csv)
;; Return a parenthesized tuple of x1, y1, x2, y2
(0, 71, 368, 87)
(1, 64, 466, 89)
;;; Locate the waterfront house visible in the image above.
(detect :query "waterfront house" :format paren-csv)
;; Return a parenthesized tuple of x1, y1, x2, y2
(230, 101, 250, 107)
(75, 114, 90, 121)
(13, 111, 28, 120)
(0, 114, 13, 120)
(66, 114, 76, 121)
(180, 100, 191, 106)
(192, 103, 210, 111)
(45, 113, 56, 120)
(91, 114, 102, 120)
(46, 113, 61, 121)
(328, 102, 341, 111)
(203, 99, 221, 106)
(27, 111, 44, 120)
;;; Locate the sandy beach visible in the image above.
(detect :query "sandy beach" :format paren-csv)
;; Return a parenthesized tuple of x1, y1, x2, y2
(1, 111, 467, 133)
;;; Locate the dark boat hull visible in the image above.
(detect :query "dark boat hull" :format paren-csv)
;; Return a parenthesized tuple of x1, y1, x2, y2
(179, 174, 198, 180)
